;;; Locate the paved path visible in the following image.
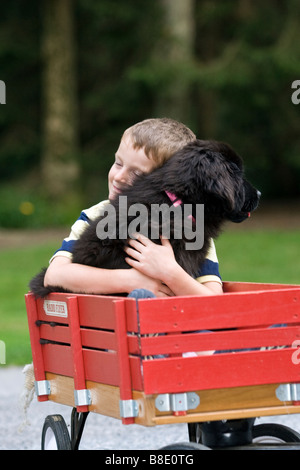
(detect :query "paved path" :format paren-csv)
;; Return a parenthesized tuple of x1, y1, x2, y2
(1, 366, 300, 450)
(0, 366, 189, 450)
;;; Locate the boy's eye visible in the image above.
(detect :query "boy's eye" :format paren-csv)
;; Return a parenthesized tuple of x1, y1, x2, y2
(115, 160, 122, 168)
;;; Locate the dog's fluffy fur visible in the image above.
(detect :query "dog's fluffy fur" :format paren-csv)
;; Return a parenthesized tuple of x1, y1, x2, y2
(30, 139, 260, 297)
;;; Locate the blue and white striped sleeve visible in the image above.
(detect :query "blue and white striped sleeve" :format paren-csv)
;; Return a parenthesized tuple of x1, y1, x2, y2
(49, 200, 109, 263)
(195, 239, 222, 285)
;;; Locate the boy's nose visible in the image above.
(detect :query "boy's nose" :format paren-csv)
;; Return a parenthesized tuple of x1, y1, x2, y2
(115, 168, 134, 186)
(115, 168, 128, 183)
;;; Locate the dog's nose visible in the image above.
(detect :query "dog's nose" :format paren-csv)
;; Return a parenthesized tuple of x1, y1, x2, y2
(257, 190, 261, 198)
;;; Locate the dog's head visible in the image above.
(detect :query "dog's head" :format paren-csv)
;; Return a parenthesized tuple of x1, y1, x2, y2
(163, 139, 260, 223)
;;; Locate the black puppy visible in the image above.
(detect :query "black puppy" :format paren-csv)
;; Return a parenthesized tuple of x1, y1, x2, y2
(30, 139, 260, 297)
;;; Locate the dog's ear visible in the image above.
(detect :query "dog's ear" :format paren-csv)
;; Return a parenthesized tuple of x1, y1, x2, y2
(195, 152, 244, 211)
(173, 141, 244, 212)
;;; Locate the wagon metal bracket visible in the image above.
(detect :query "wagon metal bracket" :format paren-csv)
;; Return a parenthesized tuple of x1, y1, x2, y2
(119, 399, 139, 418)
(155, 392, 200, 413)
(74, 389, 92, 407)
(34, 380, 51, 397)
(276, 383, 300, 402)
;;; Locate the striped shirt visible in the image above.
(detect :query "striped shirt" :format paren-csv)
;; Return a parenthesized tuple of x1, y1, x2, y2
(50, 200, 222, 285)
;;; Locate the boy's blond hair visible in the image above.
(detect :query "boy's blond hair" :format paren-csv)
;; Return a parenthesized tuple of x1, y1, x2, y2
(122, 118, 196, 167)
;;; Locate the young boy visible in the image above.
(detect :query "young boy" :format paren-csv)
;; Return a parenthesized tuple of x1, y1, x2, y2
(44, 118, 223, 297)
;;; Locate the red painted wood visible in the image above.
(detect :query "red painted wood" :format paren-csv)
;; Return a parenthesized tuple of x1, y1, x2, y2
(124, 298, 140, 332)
(42, 343, 74, 377)
(139, 326, 300, 356)
(135, 288, 300, 334)
(35, 293, 73, 324)
(38, 318, 139, 354)
(68, 296, 90, 412)
(223, 281, 300, 293)
(127, 335, 140, 355)
(25, 293, 49, 401)
(115, 300, 135, 424)
(129, 356, 143, 390)
(80, 328, 117, 351)
(26, 285, 300, 410)
(39, 323, 71, 344)
(77, 295, 121, 329)
(82, 348, 143, 390)
(83, 349, 119, 386)
(142, 348, 300, 394)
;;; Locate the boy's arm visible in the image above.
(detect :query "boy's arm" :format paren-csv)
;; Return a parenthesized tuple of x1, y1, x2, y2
(44, 255, 173, 297)
(45, 201, 174, 296)
(124, 234, 223, 296)
(158, 263, 223, 296)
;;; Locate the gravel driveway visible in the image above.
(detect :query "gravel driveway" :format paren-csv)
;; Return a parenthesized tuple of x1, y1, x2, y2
(2, 366, 300, 450)
(0, 366, 189, 450)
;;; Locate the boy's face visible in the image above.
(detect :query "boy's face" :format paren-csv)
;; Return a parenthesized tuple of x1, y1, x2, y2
(108, 135, 155, 200)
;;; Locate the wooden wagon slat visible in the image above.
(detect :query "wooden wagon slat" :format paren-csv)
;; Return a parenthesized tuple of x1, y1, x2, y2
(152, 405, 300, 425)
(83, 349, 119, 386)
(35, 295, 70, 324)
(42, 342, 138, 389)
(25, 293, 49, 402)
(139, 325, 300, 356)
(82, 348, 143, 391)
(223, 281, 300, 293)
(136, 288, 300, 334)
(68, 296, 91, 412)
(142, 348, 300, 394)
(39, 323, 139, 354)
(77, 295, 121, 329)
(114, 299, 135, 424)
(81, 328, 117, 350)
(39, 323, 71, 344)
(42, 343, 74, 377)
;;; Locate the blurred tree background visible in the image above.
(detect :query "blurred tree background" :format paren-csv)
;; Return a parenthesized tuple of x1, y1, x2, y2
(0, 0, 300, 228)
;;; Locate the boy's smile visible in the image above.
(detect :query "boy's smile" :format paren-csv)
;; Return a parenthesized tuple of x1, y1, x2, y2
(108, 135, 155, 200)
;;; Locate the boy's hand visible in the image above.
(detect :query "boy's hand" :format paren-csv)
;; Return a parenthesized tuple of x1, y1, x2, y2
(124, 234, 177, 285)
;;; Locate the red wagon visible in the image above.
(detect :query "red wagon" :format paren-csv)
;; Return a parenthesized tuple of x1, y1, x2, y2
(25, 281, 300, 449)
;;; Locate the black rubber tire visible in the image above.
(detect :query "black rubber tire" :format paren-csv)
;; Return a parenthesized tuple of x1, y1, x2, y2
(41, 415, 72, 450)
(160, 441, 211, 450)
(252, 423, 300, 443)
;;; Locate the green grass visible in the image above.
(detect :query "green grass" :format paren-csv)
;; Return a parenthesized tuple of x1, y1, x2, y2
(216, 229, 300, 284)
(0, 242, 58, 365)
(0, 230, 299, 365)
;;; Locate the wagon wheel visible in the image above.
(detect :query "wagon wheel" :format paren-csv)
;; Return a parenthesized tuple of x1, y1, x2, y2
(188, 421, 300, 448)
(41, 415, 71, 450)
(159, 442, 211, 450)
(252, 423, 300, 444)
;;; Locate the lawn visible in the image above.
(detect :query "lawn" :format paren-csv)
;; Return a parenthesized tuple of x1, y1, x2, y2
(216, 229, 300, 284)
(0, 242, 58, 365)
(0, 229, 299, 365)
